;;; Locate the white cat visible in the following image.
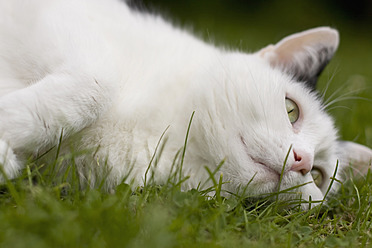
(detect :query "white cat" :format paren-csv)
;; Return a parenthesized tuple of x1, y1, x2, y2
(0, 0, 371, 207)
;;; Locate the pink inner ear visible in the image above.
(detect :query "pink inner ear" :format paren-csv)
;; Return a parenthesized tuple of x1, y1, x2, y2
(258, 27, 339, 68)
(257, 27, 339, 89)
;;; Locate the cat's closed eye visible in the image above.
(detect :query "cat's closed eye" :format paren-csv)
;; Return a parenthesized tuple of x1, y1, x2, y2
(285, 98, 300, 124)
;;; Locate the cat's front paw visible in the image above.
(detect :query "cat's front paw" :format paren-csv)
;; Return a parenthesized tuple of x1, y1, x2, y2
(0, 140, 22, 183)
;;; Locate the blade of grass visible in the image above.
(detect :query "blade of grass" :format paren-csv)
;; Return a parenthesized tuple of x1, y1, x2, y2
(144, 125, 169, 188)
(0, 165, 22, 205)
(277, 145, 293, 206)
(178, 111, 195, 184)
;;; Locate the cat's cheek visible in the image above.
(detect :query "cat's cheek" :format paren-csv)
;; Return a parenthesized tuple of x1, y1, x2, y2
(255, 170, 280, 184)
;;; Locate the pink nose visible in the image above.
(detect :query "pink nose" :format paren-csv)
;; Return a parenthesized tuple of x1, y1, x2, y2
(290, 149, 313, 175)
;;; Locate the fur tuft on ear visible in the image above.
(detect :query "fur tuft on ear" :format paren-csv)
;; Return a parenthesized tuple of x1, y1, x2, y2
(337, 141, 372, 178)
(258, 27, 339, 90)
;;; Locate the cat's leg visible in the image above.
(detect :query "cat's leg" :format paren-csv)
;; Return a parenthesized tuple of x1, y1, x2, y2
(0, 140, 21, 181)
(0, 71, 115, 181)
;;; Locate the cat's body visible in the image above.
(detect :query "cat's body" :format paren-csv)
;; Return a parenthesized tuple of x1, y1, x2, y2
(0, 0, 371, 207)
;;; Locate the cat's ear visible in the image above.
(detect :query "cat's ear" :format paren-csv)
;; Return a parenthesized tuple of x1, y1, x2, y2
(337, 141, 372, 178)
(258, 27, 339, 90)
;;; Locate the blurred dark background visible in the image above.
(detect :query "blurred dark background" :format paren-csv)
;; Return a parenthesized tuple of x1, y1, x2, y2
(133, 0, 372, 41)
(130, 0, 372, 144)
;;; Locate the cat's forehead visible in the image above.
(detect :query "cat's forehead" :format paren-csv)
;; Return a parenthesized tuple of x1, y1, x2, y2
(200, 52, 324, 128)
(215, 53, 311, 99)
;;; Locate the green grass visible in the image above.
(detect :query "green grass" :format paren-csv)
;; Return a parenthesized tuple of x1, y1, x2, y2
(1, 1, 372, 247)
(1, 156, 372, 248)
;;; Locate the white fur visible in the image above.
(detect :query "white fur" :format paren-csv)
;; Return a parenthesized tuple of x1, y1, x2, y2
(0, 0, 371, 208)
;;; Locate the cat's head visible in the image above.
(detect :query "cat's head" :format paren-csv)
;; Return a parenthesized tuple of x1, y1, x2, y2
(187, 27, 372, 208)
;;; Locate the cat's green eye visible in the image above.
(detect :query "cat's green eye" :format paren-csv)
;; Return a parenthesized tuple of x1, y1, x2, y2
(310, 168, 324, 188)
(285, 98, 300, 124)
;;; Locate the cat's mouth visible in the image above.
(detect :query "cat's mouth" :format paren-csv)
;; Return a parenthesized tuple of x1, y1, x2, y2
(251, 157, 280, 176)
(239, 135, 281, 178)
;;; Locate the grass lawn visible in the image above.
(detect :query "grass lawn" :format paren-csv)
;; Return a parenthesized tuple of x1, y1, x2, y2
(0, 165, 372, 248)
(1, 1, 372, 247)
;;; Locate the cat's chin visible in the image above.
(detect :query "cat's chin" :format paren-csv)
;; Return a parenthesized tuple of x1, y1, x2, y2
(224, 169, 324, 209)
(239, 185, 324, 210)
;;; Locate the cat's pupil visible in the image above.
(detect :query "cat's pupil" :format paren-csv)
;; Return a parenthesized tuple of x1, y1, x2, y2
(285, 98, 300, 124)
